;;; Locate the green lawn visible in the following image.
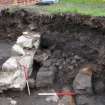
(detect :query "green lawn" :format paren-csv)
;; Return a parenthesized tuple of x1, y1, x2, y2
(60, 0, 105, 3)
(9, 0, 105, 16)
(43, 3, 105, 16)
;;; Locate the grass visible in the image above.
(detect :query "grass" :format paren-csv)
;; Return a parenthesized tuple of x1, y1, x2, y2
(60, 0, 105, 3)
(9, 0, 105, 16)
(43, 3, 105, 16)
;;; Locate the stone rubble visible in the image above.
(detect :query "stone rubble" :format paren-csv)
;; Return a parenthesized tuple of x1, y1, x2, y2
(0, 31, 40, 92)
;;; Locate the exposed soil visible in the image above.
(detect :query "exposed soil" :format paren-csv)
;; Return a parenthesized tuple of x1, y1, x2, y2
(0, 9, 105, 105)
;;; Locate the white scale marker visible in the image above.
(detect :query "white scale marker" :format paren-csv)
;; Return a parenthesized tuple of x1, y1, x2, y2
(38, 93, 57, 96)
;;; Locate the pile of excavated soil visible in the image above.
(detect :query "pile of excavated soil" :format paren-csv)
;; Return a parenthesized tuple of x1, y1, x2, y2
(0, 9, 105, 105)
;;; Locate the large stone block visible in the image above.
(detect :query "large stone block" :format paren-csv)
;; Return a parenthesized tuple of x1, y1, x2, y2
(11, 44, 25, 56)
(36, 66, 57, 87)
(16, 32, 40, 49)
(36, 71, 55, 87)
(73, 65, 93, 94)
(2, 57, 18, 72)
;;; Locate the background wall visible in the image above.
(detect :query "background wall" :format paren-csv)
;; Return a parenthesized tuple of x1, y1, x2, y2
(0, 0, 39, 5)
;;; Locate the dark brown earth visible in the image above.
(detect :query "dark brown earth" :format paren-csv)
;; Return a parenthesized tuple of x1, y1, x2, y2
(0, 9, 105, 105)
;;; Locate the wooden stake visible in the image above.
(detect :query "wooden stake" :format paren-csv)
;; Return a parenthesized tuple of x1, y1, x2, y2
(26, 80, 31, 96)
(23, 65, 31, 96)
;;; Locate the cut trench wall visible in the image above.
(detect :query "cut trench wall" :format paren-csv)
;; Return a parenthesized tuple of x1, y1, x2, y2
(0, 9, 105, 92)
(0, 9, 105, 40)
(0, 32, 41, 92)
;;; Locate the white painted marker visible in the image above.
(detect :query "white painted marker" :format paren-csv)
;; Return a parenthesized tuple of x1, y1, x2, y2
(38, 93, 57, 96)
(38, 92, 76, 96)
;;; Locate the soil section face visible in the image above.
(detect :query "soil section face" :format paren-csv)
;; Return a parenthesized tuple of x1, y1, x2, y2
(0, 9, 105, 105)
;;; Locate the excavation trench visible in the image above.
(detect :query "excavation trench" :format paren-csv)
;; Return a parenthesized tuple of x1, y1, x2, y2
(0, 9, 105, 105)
